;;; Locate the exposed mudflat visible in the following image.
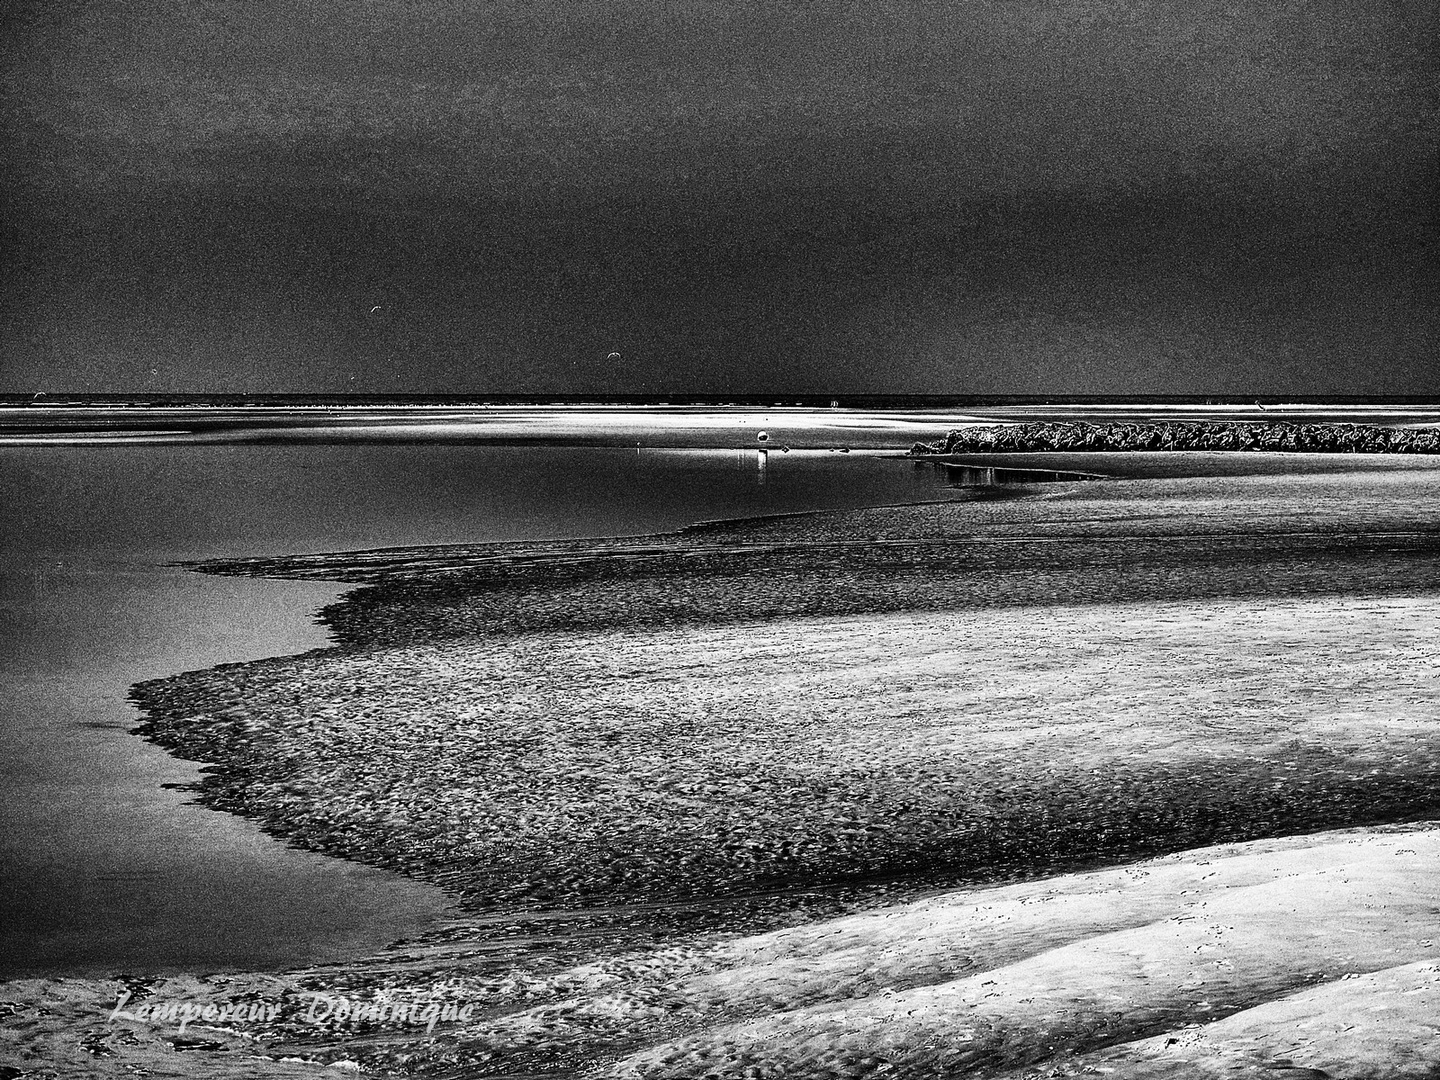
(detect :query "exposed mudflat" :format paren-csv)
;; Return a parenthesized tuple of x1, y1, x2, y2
(5, 456, 1439, 1077)
(130, 594, 1440, 925)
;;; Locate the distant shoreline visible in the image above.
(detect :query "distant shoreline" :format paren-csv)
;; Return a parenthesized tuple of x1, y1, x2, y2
(7, 393, 1440, 408)
(6, 403, 1440, 449)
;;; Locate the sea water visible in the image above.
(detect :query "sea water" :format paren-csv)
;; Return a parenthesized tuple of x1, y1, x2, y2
(0, 436, 952, 978)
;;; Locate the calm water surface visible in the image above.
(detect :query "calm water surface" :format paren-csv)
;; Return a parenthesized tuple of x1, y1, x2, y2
(0, 441, 952, 978)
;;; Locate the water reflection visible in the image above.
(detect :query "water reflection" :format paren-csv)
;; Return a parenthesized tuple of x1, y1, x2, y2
(942, 463, 1108, 487)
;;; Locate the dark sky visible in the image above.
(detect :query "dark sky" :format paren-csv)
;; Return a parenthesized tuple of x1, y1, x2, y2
(3, 0, 1437, 396)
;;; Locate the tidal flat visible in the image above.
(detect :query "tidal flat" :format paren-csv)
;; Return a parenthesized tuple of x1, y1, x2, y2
(5, 453, 1440, 1077)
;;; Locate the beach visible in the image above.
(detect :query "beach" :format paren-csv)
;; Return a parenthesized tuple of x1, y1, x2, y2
(12, 0, 1439, 1065)
(3, 426, 1439, 1077)
(8, 0, 1437, 1056)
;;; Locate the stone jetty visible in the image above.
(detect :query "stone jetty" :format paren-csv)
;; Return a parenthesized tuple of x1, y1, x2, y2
(912, 419, 1440, 456)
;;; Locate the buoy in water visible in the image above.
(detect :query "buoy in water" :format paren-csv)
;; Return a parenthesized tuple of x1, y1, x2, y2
(757, 431, 769, 443)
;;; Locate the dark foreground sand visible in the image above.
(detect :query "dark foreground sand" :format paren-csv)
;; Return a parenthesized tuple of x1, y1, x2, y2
(4, 454, 1439, 1077)
(4, 824, 1437, 1077)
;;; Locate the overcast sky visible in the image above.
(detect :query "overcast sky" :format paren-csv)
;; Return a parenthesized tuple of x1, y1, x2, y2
(3, 0, 1436, 395)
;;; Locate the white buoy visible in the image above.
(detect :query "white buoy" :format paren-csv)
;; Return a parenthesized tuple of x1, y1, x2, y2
(756, 431, 769, 443)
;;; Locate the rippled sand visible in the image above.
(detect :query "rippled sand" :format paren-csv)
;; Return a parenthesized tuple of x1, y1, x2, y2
(6, 824, 1437, 1077)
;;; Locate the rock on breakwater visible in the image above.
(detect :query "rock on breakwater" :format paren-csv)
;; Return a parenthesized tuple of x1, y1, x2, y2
(911, 420, 1440, 456)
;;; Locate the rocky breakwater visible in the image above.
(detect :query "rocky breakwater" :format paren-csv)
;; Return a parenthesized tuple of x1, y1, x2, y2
(911, 420, 1440, 456)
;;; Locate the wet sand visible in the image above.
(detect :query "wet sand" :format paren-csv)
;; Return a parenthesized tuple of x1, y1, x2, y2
(7, 823, 1439, 1077)
(130, 591, 1440, 922)
(4, 453, 1440, 1076)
